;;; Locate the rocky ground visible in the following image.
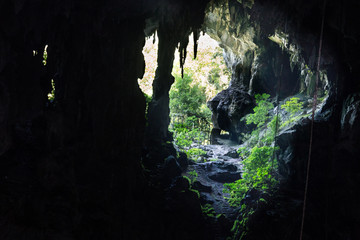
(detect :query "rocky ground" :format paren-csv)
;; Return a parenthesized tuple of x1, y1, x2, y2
(184, 139, 243, 219)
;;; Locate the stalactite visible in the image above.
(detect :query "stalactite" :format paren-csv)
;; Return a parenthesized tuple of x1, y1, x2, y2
(179, 37, 189, 78)
(153, 30, 157, 44)
(193, 29, 199, 59)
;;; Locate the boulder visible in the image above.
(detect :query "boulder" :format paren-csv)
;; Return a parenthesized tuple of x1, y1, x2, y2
(163, 155, 182, 179)
(207, 87, 254, 141)
(193, 181, 212, 193)
(177, 151, 189, 171)
(208, 171, 241, 183)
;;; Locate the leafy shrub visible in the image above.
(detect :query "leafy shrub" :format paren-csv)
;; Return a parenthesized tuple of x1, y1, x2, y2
(208, 67, 221, 89)
(246, 93, 274, 127)
(281, 97, 303, 116)
(225, 145, 278, 207)
(169, 72, 211, 148)
(185, 148, 207, 161)
(169, 72, 207, 119)
(47, 79, 55, 102)
(280, 97, 305, 127)
(201, 203, 216, 217)
(188, 169, 198, 183)
(225, 93, 279, 207)
(172, 124, 207, 148)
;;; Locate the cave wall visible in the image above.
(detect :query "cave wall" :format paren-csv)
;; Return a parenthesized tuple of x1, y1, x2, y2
(204, 0, 305, 140)
(205, 0, 360, 238)
(217, 0, 360, 239)
(0, 0, 218, 239)
(0, 1, 150, 238)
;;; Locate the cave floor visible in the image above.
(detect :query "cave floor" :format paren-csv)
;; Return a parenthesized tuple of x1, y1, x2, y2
(184, 140, 242, 218)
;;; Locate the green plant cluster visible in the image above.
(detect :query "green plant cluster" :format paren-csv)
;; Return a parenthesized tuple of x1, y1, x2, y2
(280, 97, 306, 127)
(201, 203, 216, 218)
(43, 45, 48, 66)
(225, 94, 307, 238)
(185, 148, 207, 162)
(171, 121, 207, 148)
(229, 202, 259, 240)
(169, 73, 209, 119)
(187, 169, 198, 183)
(225, 95, 307, 207)
(169, 72, 212, 148)
(245, 93, 274, 127)
(47, 79, 55, 102)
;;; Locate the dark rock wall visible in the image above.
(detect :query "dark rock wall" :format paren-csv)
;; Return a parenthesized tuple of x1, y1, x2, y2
(0, 1, 150, 239)
(236, 0, 360, 239)
(206, 0, 360, 238)
(0, 0, 216, 239)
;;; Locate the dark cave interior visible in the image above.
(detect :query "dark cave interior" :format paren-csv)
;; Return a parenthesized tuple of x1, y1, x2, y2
(1, 0, 360, 239)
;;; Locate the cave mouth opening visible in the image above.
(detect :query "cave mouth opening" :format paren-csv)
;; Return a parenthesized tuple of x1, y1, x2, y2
(138, 31, 232, 149)
(139, 0, 331, 230)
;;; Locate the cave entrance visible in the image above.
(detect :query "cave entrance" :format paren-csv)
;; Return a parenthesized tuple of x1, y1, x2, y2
(138, 31, 232, 148)
(138, 0, 330, 228)
(138, 31, 242, 216)
(169, 33, 231, 148)
(167, 33, 241, 216)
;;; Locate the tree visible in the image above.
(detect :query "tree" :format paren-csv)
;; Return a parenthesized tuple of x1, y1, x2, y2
(169, 72, 207, 119)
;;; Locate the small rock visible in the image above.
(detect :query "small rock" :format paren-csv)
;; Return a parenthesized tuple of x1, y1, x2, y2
(224, 149, 239, 158)
(193, 181, 212, 193)
(163, 155, 182, 179)
(177, 152, 188, 171)
(218, 162, 238, 172)
(200, 193, 214, 204)
(170, 176, 191, 192)
(208, 171, 241, 183)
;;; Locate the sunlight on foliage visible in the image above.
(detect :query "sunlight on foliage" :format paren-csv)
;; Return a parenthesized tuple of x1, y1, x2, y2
(224, 94, 308, 208)
(245, 93, 273, 127)
(169, 73, 211, 148)
(224, 93, 279, 207)
(43, 45, 48, 66)
(185, 148, 207, 162)
(47, 79, 55, 102)
(281, 97, 303, 116)
(188, 169, 198, 183)
(201, 203, 216, 217)
(281, 97, 309, 127)
(138, 32, 230, 99)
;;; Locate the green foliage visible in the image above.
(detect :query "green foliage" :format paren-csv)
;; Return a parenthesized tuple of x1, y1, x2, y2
(246, 93, 274, 127)
(227, 96, 307, 208)
(224, 179, 249, 207)
(190, 188, 200, 198)
(170, 73, 207, 118)
(208, 67, 221, 90)
(47, 79, 55, 102)
(225, 93, 279, 207)
(242, 146, 278, 189)
(182, 176, 192, 187)
(281, 97, 303, 116)
(172, 124, 207, 148)
(185, 148, 206, 161)
(280, 97, 305, 127)
(225, 146, 278, 207)
(201, 204, 216, 217)
(43, 45, 48, 66)
(169, 73, 211, 148)
(188, 169, 198, 183)
(227, 94, 309, 239)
